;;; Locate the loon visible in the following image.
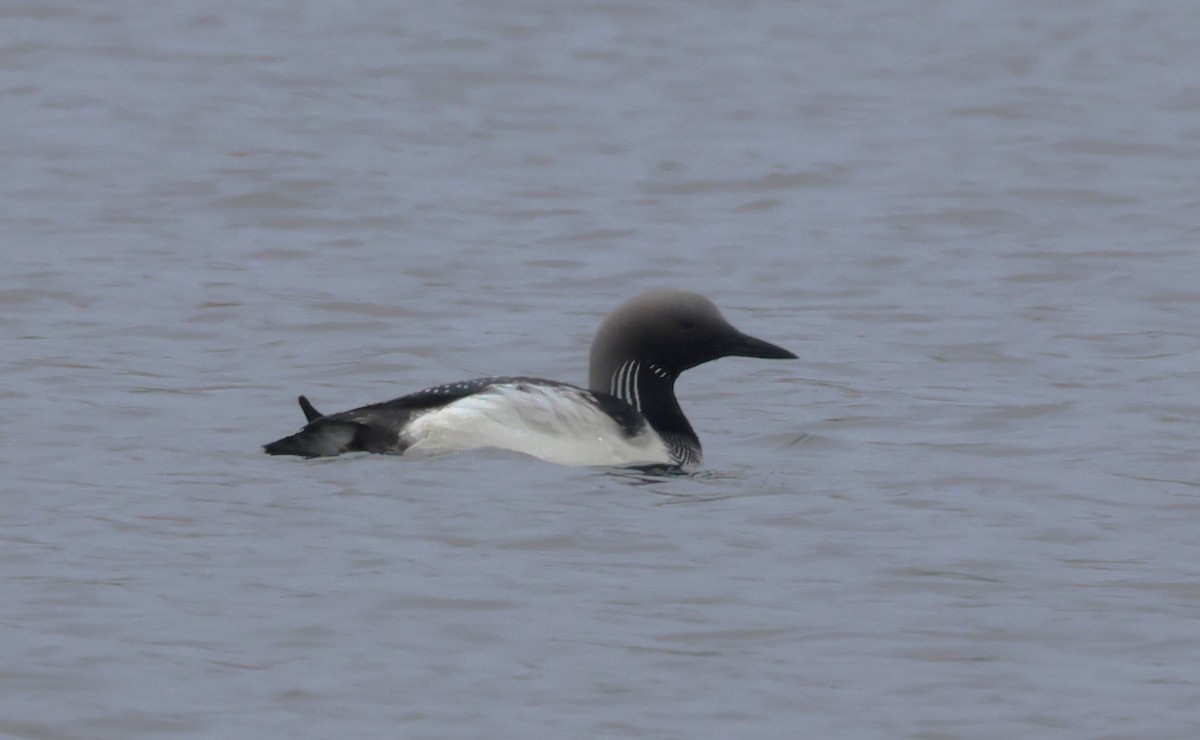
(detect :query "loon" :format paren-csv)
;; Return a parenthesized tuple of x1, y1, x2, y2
(263, 289, 796, 469)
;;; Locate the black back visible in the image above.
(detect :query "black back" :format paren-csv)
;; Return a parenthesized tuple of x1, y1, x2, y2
(265, 376, 649, 458)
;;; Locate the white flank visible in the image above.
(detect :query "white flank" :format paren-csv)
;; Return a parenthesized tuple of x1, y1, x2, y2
(401, 381, 671, 467)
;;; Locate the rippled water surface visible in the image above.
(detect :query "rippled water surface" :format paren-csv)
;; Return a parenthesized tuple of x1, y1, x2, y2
(4, 2, 1199, 738)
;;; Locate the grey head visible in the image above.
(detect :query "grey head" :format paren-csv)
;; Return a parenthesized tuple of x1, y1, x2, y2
(587, 289, 796, 464)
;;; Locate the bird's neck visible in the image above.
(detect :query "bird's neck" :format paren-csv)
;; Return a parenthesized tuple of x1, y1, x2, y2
(603, 360, 700, 462)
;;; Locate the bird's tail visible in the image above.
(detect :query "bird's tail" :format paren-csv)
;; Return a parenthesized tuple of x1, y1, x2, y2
(262, 395, 355, 457)
(263, 421, 361, 457)
(264, 396, 406, 457)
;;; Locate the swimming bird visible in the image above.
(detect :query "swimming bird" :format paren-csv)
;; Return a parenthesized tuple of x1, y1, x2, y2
(263, 289, 796, 469)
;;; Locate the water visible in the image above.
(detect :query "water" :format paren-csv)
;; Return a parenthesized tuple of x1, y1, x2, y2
(3, 1, 1199, 737)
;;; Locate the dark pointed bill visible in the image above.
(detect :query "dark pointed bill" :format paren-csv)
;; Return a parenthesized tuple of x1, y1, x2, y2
(724, 331, 797, 360)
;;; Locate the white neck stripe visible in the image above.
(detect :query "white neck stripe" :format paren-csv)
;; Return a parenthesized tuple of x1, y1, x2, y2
(611, 360, 644, 411)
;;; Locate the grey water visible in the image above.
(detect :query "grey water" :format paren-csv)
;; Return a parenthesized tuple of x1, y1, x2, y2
(3, 1, 1199, 738)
